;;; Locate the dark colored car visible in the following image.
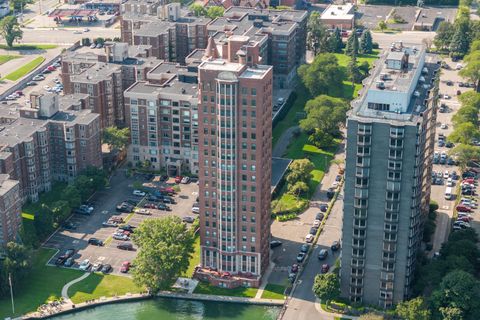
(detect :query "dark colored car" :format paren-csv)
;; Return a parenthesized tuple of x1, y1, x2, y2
(300, 244, 310, 253)
(147, 195, 160, 202)
(144, 203, 158, 209)
(182, 216, 195, 223)
(73, 208, 91, 215)
(101, 264, 112, 273)
(316, 212, 324, 221)
(162, 196, 176, 204)
(64, 257, 74, 267)
(157, 203, 171, 211)
(56, 249, 74, 265)
(321, 263, 330, 273)
(63, 221, 77, 230)
(326, 188, 335, 199)
(319, 204, 328, 212)
(270, 240, 282, 248)
(118, 225, 136, 232)
(331, 241, 341, 251)
(296, 252, 306, 263)
(291, 263, 299, 273)
(116, 203, 133, 213)
(125, 199, 139, 206)
(88, 238, 104, 246)
(318, 249, 328, 260)
(309, 227, 318, 235)
(117, 243, 134, 251)
(456, 205, 473, 212)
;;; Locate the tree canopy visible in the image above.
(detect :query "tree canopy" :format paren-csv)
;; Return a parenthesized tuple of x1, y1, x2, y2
(102, 126, 130, 151)
(306, 12, 329, 56)
(359, 30, 373, 54)
(0, 243, 32, 297)
(345, 32, 359, 56)
(312, 273, 340, 303)
(131, 216, 195, 293)
(298, 55, 344, 97)
(0, 16, 23, 48)
(395, 297, 431, 320)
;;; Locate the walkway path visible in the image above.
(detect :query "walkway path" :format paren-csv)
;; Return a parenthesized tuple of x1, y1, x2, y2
(255, 262, 276, 299)
(61, 272, 90, 300)
(272, 126, 299, 158)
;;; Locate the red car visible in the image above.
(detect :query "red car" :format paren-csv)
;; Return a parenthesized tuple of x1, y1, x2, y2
(144, 203, 158, 209)
(463, 178, 475, 184)
(47, 65, 56, 71)
(321, 264, 330, 273)
(456, 205, 472, 212)
(120, 261, 131, 273)
(291, 263, 299, 273)
(160, 187, 175, 195)
(457, 216, 472, 223)
(175, 176, 183, 184)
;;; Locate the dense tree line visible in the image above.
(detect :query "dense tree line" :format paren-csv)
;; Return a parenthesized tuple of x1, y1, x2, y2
(0, 243, 32, 298)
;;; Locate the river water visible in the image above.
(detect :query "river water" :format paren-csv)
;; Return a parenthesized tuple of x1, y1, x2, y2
(50, 298, 281, 320)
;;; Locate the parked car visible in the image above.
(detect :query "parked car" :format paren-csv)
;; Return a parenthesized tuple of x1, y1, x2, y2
(101, 264, 112, 273)
(319, 204, 328, 212)
(300, 244, 310, 253)
(113, 233, 129, 241)
(162, 196, 176, 204)
(157, 203, 171, 211)
(63, 221, 77, 230)
(326, 188, 335, 199)
(79, 259, 91, 271)
(32, 75, 45, 81)
(318, 249, 328, 260)
(88, 238, 104, 246)
(102, 221, 118, 227)
(296, 252, 306, 263)
(134, 208, 151, 215)
(117, 243, 134, 251)
(331, 241, 341, 251)
(316, 212, 324, 221)
(26, 81, 37, 86)
(120, 261, 131, 273)
(116, 202, 133, 213)
(64, 257, 75, 267)
(133, 190, 146, 197)
(456, 205, 473, 212)
(321, 263, 330, 273)
(270, 240, 282, 248)
(182, 216, 195, 223)
(175, 176, 183, 184)
(313, 219, 321, 228)
(291, 263, 299, 273)
(305, 234, 314, 243)
(192, 207, 200, 214)
(181, 176, 190, 184)
(92, 263, 103, 272)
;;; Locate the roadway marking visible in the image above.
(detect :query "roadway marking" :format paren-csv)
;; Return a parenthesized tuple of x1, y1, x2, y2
(97, 256, 106, 261)
(442, 206, 449, 210)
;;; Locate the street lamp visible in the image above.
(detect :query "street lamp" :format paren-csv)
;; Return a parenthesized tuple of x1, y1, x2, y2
(9, 273, 15, 315)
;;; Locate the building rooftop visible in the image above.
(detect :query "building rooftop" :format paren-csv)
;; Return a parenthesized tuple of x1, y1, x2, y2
(320, 4, 355, 21)
(70, 62, 122, 83)
(240, 65, 271, 79)
(199, 59, 245, 73)
(0, 174, 18, 197)
(125, 78, 198, 99)
(350, 43, 440, 124)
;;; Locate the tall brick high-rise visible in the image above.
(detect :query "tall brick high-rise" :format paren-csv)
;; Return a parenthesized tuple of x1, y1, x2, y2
(194, 36, 273, 288)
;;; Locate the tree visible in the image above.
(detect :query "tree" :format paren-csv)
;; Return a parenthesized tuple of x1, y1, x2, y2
(61, 184, 81, 209)
(345, 32, 359, 56)
(131, 216, 195, 293)
(206, 6, 224, 19)
(460, 50, 480, 91)
(327, 28, 343, 53)
(359, 30, 373, 54)
(395, 297, 431, 320)
(439, 307, 464, 320)
(378, 21, 387, 32)
(286, 159, 314, 186)
(102, 126, 130, 151)
(451, 106, 479, 128)
(449, 144, 480, 171)
(348, 54, 362, 84)
(307, 12, 329, 56)
(440, 239, 480, 266)
(288, 181, 309, 197)
(33, 205, 54, 239)
(448, 228, 479, 244)
(10, 0, 34, 10)
(449, 19, 471, 57)
(0, 243, 32, 297)
(0, 16, 23, 48)
(312, 273, 340, 303)
(75, 175, 95, 200)
(298, 54, 344, 97)
(51, 200, 71, 224)
(448, 122, 480, 144)
(458, 91, 480, 110)
(430, 270, 480, 319)
(434, 21, 454, 51)
(81, 166, 107, 191)
(189, 3, 206, 17)
(299, 95, 348, 137)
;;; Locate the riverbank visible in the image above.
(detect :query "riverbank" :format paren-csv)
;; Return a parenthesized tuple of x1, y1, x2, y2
(22, 290, 284, 319)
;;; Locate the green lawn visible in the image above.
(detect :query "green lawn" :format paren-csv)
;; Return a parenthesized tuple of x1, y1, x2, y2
(334, 50, 380, 68)
(0, 44, 58, 50)
(182, 235, 201, 278)
(3, 56, 45, 81)
(193, 282, 258, 298)
(0, 248, 82, 319)
(261, 284, 286, 300)
(272, 84, 310, 149)
(22, 182, 68, 216)
(0, 54, 20, 65)
(68, 273, 143, 304)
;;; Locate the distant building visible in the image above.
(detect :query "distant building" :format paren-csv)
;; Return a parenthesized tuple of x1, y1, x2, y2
(0, 174, 21, 247)
(203, 0, 269, 9)
(194, 36, 273, 288)
(340, 43, 439, 307)
(320, 4, 355, 30)
(0, 0, 10, 18)
(0, 93, 102, 203)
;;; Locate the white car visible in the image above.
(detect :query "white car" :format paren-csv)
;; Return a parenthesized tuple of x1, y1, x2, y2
(447, 178, 453, 187)
(181, 176, 190, 184)
(79, 259, 91, 271)
(440, 123, 448, 129)
(313, 220, 321, 228)
(305, 234, 314, 243)
(133, 190, 146, 197)
(73, 30, 82, 34)
(444, 171, 449, 179)
(443, 94, 451, 100)
(90, 43, 96, 49)
(113, 233, 129, 241)
(134, 208, 151, 215)
(83, 28, 90, 32)
(192, 207, 200, 214)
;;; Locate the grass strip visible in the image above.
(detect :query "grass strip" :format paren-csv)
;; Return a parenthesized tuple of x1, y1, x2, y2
(3, 56, 45, 81)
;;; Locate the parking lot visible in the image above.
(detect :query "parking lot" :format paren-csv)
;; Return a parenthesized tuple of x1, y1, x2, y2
(44, 171, 199, 275)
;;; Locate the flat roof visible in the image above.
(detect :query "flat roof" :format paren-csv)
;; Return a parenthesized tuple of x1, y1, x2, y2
(321, 4, 355, 21)
(199, 59, 244, 73)
(49, 9, 98, 18)
(0, 174, 18, 197)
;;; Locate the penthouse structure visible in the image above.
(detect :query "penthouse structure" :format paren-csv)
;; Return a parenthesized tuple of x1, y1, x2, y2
(0, 174, 21, 247)
(124, 60, 200, 175)
(61, 42, 161, 128)
(194, 36, 273, 288)
(0, 93, 102, 203)
(340, 43, 439, 307)
(121, 3, 210, 63)
(320, 4, 355, 30)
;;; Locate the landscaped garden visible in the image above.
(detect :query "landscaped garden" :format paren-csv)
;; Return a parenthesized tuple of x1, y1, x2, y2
(193, 282, 258, 298)
(0, 44, 58, 50)
(0, 54, 20, 65)
(261, 284, 286, 300)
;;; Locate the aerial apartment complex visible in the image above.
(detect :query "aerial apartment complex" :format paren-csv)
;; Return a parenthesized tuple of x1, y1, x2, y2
(340, 43, 439, 307)
(193, 36, 273, 288)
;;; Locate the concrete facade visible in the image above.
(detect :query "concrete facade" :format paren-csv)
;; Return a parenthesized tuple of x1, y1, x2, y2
(340, 43, 439, 307)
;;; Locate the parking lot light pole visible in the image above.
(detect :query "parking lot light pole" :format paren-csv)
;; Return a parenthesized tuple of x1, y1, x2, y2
(9, 273, 15, 315)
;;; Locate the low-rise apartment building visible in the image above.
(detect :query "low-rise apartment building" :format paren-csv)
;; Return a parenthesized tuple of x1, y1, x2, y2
(0, 93, 102, 203)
